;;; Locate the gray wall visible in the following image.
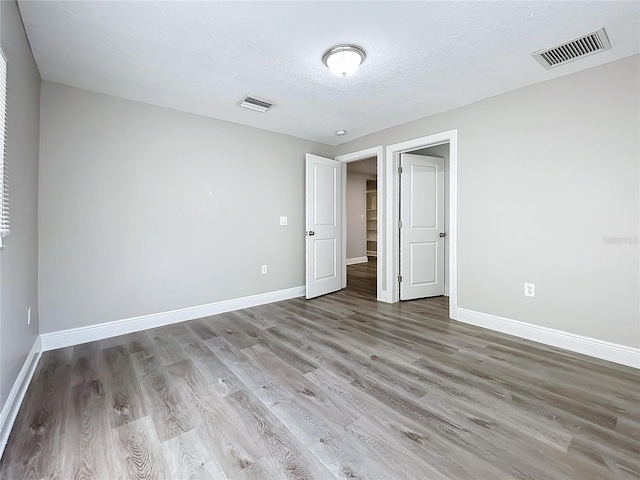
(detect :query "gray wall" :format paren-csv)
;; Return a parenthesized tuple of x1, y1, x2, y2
(38, 82, 333, 333)
(336, 55, 640, 348)
(0, 0, 41, 406)
(35, 54, 640, 350)
(346, 171, 368, 260)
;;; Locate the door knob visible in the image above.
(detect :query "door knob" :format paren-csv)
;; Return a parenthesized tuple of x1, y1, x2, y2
(307, 231, 315, 236)
(439, 232, 446, 238)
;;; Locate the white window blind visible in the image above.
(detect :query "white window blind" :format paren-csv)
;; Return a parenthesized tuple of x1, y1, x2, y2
(0, 48, 8, 246)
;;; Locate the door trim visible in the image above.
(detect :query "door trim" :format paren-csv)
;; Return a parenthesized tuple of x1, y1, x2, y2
(335, 146, 384, 301)
(385, 130, 458, 319)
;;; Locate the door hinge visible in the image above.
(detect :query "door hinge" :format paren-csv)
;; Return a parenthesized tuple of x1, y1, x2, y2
(398, 275, 403, 283)
(398, 166, 403, 174)
(398, 220, 402, 229)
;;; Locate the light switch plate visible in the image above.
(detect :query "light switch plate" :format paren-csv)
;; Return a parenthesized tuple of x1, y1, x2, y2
(279, 216, 288, 226)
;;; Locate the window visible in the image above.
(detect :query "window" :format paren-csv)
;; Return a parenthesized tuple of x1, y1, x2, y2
(0, 48, 8, 248)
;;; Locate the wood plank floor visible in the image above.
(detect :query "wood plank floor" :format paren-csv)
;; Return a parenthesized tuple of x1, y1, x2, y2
(2, 259, 639, 479)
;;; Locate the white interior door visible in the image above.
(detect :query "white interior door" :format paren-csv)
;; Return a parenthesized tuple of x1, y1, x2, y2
(306, 154, 342, 299)
(400, 154, 445, 300)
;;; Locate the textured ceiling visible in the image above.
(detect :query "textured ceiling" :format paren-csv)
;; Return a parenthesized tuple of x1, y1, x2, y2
(18, 1, 640, 146)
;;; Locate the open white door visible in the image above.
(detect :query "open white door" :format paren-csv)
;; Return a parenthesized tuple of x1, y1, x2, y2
(400, 154, 445, 300)
(305, 154, 342, 299)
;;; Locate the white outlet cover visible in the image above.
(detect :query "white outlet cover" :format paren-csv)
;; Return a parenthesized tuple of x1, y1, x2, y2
(279, 216, 288, 226)
(261, 265, 268, 274)
(524, 283, 535, 297)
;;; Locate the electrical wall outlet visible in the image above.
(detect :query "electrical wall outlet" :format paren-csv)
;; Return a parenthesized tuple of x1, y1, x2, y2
(27, 306, 31, 325)
(524, 283, 535, 297)
(261, 265, 268, 275)
(279, 216, 288, 226)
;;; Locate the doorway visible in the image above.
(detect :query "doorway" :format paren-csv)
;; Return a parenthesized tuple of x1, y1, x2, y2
(384, 130, 458, 318)
(345, 157, 378, 298)
(333, 129, 458, 317)
(336, 146, 384, 301)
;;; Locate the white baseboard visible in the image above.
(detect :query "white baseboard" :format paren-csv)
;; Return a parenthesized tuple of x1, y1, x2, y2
(455, 307, 640, 369)
(0, 337, 42, 459)
(40, 286, 305, 351)
(346, 256, 368, 265)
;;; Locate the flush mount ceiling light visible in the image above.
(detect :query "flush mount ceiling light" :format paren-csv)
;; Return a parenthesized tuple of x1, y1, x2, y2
(335, 129, 347, 136)
(322, 44, 366, 77)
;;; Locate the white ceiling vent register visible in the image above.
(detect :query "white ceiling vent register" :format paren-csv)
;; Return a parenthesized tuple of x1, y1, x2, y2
(532, 28, 611, 69)
(238, 95, 274, 113)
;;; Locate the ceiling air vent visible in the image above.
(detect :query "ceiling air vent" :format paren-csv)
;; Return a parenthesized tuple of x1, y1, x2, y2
(532, 28, 611, 70)
(238, 95, 274, 113)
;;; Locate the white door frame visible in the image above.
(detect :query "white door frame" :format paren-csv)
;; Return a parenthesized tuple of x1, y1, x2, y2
(335, 146, 384, 301)
(385, 130, 458, 318)
(335, 129, 458, 316)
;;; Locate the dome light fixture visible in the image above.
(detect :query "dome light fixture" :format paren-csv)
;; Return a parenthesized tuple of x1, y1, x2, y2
(322, 44, 366, 77)
(335, 129, 347, 136)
